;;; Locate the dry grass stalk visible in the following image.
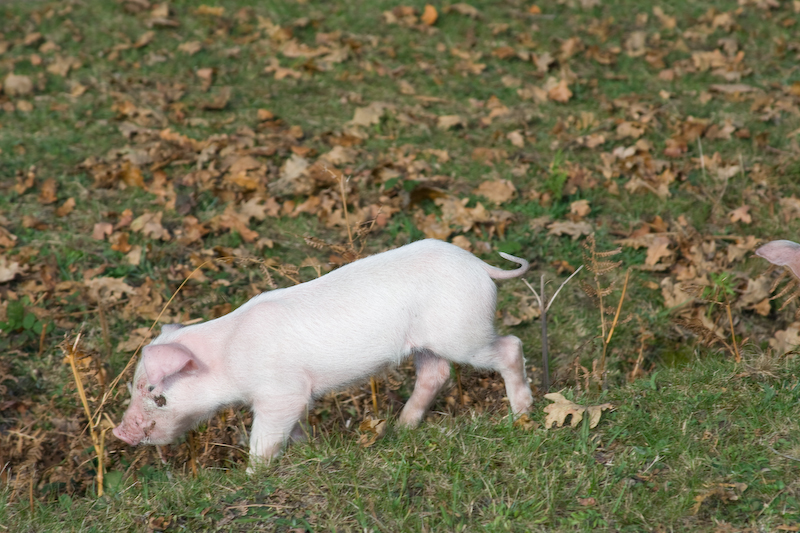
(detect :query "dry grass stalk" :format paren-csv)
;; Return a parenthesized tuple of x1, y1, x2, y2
(64, 331, 108, 497)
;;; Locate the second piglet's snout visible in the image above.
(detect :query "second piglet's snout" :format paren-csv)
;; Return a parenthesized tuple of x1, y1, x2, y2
(113, 239, 534, 470)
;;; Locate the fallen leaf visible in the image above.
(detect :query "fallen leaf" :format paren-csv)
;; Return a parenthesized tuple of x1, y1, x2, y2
(437, 114, 464, 130)
(178, 41, 203, 55)
(769, 322, 800, 355)
(729, 205, 752, 224)
(3, 73, 33, 96)
(473, 179, 516, 205)
(547, 79, 573, 103)
(446, 3, 480, 18)
(506, 130, 524, 147)
(130, 211, 171, 240)
(570, 199, 591, 218)
(55, 197, 76, 217)
(421, 4, 438, 25)
(358, 416, 387, 447)
(645, 235, 673, 267)
(38, 179, 58, 205)
(0, 256, 26, 283)
(543, 393, 613, 429)
(547, 220, 593, 240)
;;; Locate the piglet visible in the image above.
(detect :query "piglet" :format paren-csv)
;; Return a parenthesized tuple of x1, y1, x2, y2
(755, 240, 800, 279)
(113, 239, 533, 469)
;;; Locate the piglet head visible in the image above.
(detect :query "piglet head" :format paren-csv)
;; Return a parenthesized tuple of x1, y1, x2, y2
(114, 342, 202, 447)
(756, 240, 800, 279)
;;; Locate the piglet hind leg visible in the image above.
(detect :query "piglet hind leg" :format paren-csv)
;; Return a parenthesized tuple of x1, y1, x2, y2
(474, 335, 533, 415)
(397, 351, 451, 428)
(246, 395, 309, 473)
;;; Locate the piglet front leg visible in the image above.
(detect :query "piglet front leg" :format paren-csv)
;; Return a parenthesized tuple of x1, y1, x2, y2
(247, 394, 310, 473)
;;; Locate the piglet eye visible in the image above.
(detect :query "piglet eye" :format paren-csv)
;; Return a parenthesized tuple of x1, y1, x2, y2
(148, 385, 155, 392)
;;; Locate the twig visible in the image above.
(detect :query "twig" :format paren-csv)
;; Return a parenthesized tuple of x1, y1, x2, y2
(523, 265, 583, 392)
(540, 275, 549, 392)
(547, 265, 584, 313)
(769, 446, 800, 462)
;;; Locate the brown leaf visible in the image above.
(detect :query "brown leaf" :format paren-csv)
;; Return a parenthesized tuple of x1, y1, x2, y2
(178, 41, 202, 55)
(134, 30, 156, 49)
(131, 211, 171, 241)
(0, 256, 26, 283)
(547, 220, 593, 240)
(446, 3, 480, 18)
(200, 87, 231, 110)
(729, 205, 752, 224)
(358, 416, 387, 447)
(473, 180, 516, 205)
(437, 114, 465, 130)
(769, 322, 800, 355)
(93, 223, 114, 240)
(55, 197, 76, 217)
(543, 393, 613, 429)
(38, 178, 58, 205)
(645, 235, 673, 267)
(196, 5, 224, 16)
(547, 79, 573, 103)
(506, 130, 524, 147)
(3, 73, 33, 96)
(570, 199, 591, 218)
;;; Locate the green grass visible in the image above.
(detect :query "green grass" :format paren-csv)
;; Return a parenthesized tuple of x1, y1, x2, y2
(3, 0, 800, 530)
(3, 353, 799, 531)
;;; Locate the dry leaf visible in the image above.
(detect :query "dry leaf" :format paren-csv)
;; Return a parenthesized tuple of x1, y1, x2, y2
(506, 130, 524, 147)
(548, 79, 573, 103)
(769, 322, 800, 355)
(570, 199, 591, 218)
(547, 220, 593, 240)
(0, 256, 26, 283)
(437, 114, 464, 130)
(358, 416, 387, 447)
(55, 197, 76, 217)
(3, 73, 33, 96)
(543, 393, 613, 429)
(473, 180, 516, 205)
(421, 4, 438, 25)
(38, 178, 58, 205)
(729, 205, 752, 224)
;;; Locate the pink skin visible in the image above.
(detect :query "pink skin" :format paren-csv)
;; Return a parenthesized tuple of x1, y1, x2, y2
(755, 240, 800, 279)
(112, 239, 534, 471)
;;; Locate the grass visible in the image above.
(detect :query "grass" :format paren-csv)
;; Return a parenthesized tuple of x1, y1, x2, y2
(2, 351, 799, 531)
(2, 0, 800, 530)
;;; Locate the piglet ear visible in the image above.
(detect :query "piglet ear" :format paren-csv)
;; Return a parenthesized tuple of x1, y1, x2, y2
(143, 343, 198, 385)
(756, 240, 800, 279)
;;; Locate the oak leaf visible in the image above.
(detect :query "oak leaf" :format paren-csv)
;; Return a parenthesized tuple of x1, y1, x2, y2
(547, 220, 593, 240)
(543, 393, 613, 429)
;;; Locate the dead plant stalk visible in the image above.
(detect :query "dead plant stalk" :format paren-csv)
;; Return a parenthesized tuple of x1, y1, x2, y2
(66, 332, 107, 497)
